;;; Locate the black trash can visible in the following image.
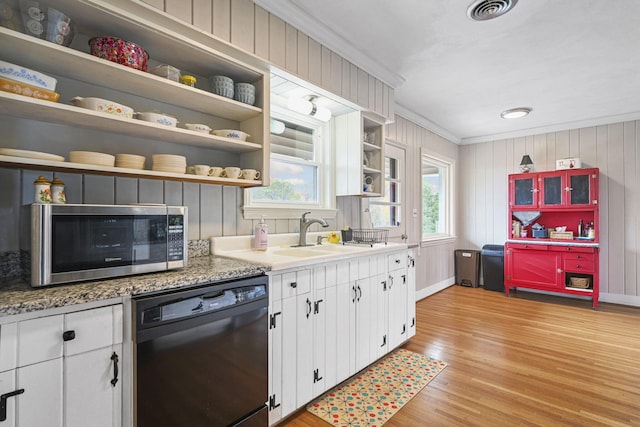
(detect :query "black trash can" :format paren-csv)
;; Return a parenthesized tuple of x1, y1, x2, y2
(481, 244, 505, 292)
(454, 249, 480, 287)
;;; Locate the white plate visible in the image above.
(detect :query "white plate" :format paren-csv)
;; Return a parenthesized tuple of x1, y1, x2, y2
(0, 148, 65, 162)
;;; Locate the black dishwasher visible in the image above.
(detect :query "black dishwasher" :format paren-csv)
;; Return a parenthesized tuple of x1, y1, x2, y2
(133, 274, 268, 427)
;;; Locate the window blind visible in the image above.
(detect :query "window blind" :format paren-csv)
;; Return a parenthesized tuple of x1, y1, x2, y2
(270, 119, 314, 161)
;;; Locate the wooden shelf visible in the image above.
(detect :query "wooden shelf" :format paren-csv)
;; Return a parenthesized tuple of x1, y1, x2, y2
(0, 155, 262, 187)
(363, 142, 381, 152)
(0, 93, 262, 153)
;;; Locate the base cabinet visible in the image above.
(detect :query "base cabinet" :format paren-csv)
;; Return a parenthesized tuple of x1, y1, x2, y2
(268, 249, 414, 426)
(0, 304, 123, 427)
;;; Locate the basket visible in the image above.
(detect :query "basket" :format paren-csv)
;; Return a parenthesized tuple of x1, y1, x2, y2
(341, 228, 388, 246)
(549, 231, 573, 240)
(568, 277, 591, 289)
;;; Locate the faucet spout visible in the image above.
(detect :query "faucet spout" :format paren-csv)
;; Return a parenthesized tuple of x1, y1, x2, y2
(297, 211, 329, 246)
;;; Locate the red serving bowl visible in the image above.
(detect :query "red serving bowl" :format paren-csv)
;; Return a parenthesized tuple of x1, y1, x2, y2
(89, 37, 149, 71)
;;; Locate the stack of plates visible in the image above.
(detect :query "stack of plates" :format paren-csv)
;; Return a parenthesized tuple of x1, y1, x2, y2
(152, 154, 186, 173)
(115, 153, 146, 170)
(69, 151, 115, 167)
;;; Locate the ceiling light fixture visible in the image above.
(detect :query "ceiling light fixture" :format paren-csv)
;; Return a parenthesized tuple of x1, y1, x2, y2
(500, 107, 532, 119)
(467, 0, 518, 21)
(287, 95, 332, 122)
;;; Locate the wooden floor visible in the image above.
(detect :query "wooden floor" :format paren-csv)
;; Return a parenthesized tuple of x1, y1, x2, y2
(280, 286, 640, 427)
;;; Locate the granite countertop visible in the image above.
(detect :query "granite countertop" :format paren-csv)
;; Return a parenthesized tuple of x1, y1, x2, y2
(0, 256, 270, 317)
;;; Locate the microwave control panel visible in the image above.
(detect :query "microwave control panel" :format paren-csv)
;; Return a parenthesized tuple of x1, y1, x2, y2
(167, 214, 185, 260)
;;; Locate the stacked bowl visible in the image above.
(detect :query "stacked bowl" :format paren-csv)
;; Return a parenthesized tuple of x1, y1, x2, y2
(234, 83, 255, 105)
(152, 154, 186, 174)
(211, 75, 234, 98)
(115, 154, 146, 170)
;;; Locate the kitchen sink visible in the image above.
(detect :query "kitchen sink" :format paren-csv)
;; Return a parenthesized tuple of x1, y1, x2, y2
(272, 248, 334, 258)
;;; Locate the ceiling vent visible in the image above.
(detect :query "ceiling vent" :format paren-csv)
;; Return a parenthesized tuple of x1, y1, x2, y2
(467, 0, 518, 21)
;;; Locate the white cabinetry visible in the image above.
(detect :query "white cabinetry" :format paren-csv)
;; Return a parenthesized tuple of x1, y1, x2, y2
(0, 0, 269, 187)
(268, 249, 413, 426)
(335, 110, 386, 196)
(0, 305, 123, 427)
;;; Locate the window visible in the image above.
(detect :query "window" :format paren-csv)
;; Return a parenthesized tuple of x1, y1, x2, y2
(422, 152, 455, 241)
(244, 107, 336, 219)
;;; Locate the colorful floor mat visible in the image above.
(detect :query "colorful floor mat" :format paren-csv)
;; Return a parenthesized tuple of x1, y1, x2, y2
(307, 348, 446, 427)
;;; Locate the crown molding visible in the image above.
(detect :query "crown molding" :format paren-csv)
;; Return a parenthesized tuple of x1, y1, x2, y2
(394, 104, 462, 145)
(253, 0, 405, 89)
(460, 111, 640, 145)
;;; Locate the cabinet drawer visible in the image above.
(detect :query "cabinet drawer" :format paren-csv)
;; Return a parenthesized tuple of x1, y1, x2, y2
(0, 323, 17, 372)
(280, 269, 312, 298)
(64, 305, 122, 356)
(508, 243, 548, 251)
(563, 253, 595, 262)
(563, 259, 595, 273)
(388, 253, 405, 271)
(17, 315, 64, 367)
(554, 245, 596, 254)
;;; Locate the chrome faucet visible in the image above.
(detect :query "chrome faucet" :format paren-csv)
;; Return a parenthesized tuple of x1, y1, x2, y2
(296, 211, 329, 246)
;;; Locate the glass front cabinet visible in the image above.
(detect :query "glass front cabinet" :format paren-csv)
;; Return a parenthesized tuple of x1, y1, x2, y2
(539, 169, 598, 209)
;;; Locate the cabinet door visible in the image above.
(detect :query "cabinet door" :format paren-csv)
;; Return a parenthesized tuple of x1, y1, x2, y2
(268, 298, 283, 425)
(321, 285, 338, 392)
(507, 248, 562, 289)
(0, 323, 17, 373)
(295, 292, 314, 410)
(539, 172, 563, 208)
(16, 358, 63, 427)
(0, 370, 16, 427)
(312, 288, 326, 396)
(566, 169, 596, 207)
(335, 279, 355, 383)
(509, 173, 538, 208)
(372, 273, 389, 360)
(407, 251, 417, 338)
(280, 295, 298, 418)
(354, 277, 372, 372)
(388, 268, 408, 350)
(64, 344, 122, 427)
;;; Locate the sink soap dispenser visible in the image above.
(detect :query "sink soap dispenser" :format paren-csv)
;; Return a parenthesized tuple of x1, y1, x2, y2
(253, 216, 268, 251)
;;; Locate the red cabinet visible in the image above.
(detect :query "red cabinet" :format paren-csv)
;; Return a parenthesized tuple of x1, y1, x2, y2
(505, 168, 600, 309)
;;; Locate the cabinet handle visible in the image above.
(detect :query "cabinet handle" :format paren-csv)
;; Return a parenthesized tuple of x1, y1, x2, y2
(110, 352, 119, 387)
(411, 317, 416, 327)
(382, 280, 387, 291)
(380, 334, 386, 347)
(0, 389, 25, 421)
(290, 281, 297, 288)
(576, 264, 581, 269)
(62, 330, 76, 341)
(402, 324, 406, 335)
(388, 275, 394, 288)
(557, 268, 563, 274)
(306, 298, 312, 318)
(402, 274, 406, 284)
(357, 285, 362, 302)
(313, 369, 323, 383)
(395, 259, 401, 264)
(352, 285, 357, 303)
(314, 299, 323, 314)
(269, 394, 280, 410)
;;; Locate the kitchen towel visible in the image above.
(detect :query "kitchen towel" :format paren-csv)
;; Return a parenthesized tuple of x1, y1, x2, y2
(306, 348, 446, 427)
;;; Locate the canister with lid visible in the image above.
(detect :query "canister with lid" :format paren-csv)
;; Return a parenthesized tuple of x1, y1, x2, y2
(51, 177, 66, 204)
(34, 175, 52, 203)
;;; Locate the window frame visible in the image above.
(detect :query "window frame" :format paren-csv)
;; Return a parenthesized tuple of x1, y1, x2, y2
(368, 143, 405, 240)
(243, 106, 337, 220)
(421, 149, 456, 243)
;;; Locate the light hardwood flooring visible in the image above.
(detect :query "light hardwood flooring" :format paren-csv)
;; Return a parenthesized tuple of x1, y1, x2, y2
(280, 285, 640, 426)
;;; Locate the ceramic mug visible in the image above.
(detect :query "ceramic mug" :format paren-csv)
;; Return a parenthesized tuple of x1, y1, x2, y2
(222, 166, 241, 179)
(194, 164, 210, 176)
(364, 175, 374, 185)
(241, 169, 260, 180)
(208, 166, 224, 177)
(186, 165, 195, 174)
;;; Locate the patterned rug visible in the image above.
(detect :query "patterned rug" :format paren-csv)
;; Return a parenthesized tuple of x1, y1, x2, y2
(307, 348, 446, 427)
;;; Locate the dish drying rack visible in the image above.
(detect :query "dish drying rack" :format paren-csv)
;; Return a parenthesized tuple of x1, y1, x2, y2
(341, 228, 388, 246)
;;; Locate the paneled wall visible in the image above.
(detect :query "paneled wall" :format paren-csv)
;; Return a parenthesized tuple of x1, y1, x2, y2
(458, 121, 640, 303)
(140, 0, 394, 120)
(387, 115, 460, 294)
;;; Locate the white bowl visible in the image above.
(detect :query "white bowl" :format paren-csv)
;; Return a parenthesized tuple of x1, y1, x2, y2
(135, 112, 178, 127)
(115, 153, 145, 170)
(184, 123, 212, 133)
(211, 129, 249, 141)
(0, 60, 57, 90)
(69, 151, 115, 167)
(70, 97, 133, 119)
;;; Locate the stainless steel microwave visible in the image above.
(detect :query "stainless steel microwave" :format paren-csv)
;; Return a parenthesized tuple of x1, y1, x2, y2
(23, 204, 188, 287)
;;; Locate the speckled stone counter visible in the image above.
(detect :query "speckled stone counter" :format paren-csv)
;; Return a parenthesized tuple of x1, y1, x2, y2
(0, 256, 270, 317)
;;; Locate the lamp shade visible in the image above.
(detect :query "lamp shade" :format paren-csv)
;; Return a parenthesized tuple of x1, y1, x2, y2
(520, 155, 533, 166)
